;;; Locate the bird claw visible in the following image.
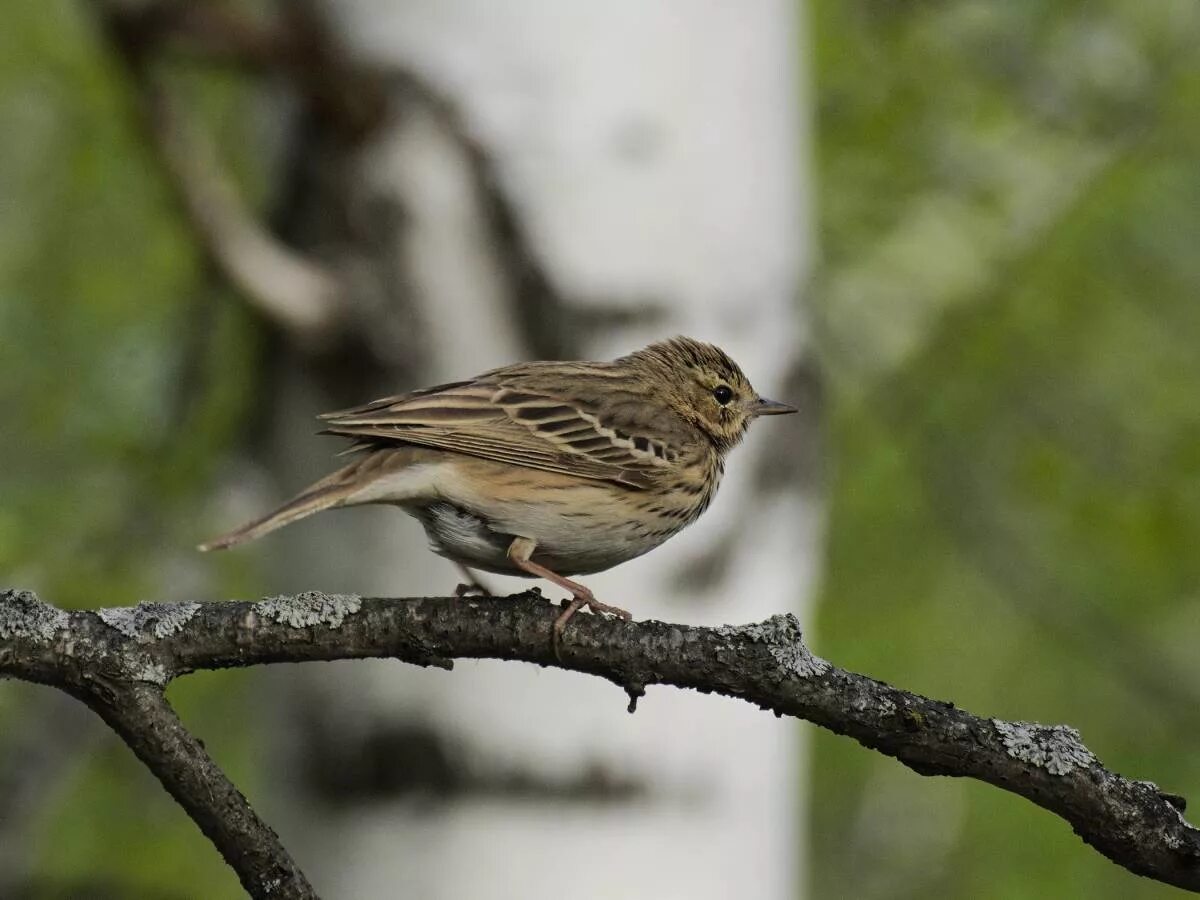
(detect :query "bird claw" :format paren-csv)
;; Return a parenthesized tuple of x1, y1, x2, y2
(551, 594, 632, 660)
(455, 582, 487, 597)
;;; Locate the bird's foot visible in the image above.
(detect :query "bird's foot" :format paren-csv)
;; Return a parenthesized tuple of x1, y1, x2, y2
(453, 564, 494, 597)
(552, 591, 632, 660)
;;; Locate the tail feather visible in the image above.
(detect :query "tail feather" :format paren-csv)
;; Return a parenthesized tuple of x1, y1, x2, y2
(198, 450, 401, 552)
(197, 480, 354, 552)
(199, 446, 423, 552)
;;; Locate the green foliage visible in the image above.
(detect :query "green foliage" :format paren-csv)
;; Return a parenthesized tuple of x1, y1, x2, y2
(0, 2, 261, 896)
(811, 1, 1200, 897)
(5, 0, 1199, 895)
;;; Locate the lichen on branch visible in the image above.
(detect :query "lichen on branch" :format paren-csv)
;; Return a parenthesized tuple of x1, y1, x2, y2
(1, 587, 1198, 895)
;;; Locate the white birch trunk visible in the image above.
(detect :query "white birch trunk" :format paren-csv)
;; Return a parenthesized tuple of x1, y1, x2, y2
(269, 3, 818, 897)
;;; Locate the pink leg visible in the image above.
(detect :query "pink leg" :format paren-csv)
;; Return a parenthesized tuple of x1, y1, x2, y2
(506, 538, 631, 656)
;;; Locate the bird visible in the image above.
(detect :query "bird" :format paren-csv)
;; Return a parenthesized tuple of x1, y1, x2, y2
(199, 336, 796, 652)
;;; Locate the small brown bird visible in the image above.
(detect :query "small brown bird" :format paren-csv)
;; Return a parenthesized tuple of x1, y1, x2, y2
(200, 337, 795, 649)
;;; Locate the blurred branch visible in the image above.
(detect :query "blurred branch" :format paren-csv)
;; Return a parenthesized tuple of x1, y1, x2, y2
(101, 0, 391, 138)
(3, 588, 1199, 894)
(91, 0, 650, 365)
(93, 1, 345, 349)
(138, 76, 342, 347)
(89, 2, 294, 71)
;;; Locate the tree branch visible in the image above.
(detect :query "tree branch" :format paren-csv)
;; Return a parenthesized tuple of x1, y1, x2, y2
(2, 587, 1198, 894)
(85, 680, 316, 899)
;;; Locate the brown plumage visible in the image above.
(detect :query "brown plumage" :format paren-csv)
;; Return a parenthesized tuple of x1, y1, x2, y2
(200, 336, 796, 651)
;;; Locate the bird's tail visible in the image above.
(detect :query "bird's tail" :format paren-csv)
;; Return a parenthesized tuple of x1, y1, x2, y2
(198, 450, 393, 552)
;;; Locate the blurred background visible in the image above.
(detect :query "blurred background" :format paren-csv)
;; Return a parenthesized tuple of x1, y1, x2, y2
(1, 1, 1198, 898)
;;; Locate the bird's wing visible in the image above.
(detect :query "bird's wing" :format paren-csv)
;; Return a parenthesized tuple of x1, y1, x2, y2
(318, 369, 675, 490)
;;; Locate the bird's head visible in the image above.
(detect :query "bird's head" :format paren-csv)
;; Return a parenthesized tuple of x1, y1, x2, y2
(624, 336, 796, 453)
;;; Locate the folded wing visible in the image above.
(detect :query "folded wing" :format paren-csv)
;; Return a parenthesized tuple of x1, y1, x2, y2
(319, 372, 672, 490)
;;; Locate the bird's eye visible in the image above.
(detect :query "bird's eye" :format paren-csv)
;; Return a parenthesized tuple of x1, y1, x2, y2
(712, 384, 733, 405)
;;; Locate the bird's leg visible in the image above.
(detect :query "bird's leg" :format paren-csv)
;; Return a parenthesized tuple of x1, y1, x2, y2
(506, 537, 631, 656)
(454, 563, 493, 597)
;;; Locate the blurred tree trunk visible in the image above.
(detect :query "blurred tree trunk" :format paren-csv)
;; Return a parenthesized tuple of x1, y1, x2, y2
(245, 2, 818, 896)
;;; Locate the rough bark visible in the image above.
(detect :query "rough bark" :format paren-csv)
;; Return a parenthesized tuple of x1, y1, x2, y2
(2, 587, 1197, 896)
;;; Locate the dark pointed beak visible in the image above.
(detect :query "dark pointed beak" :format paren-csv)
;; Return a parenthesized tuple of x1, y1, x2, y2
(750, 397, 798, 416)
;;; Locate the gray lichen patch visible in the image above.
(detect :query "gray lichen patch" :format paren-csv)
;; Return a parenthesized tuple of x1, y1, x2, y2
(0, 589, 69, 643)
(132, 659, 170, 685)
(98, 602, 202, 639)
(1130, 779, 1191, 822)
(718, 613, 830, 678)
(254, 591, 362, 629)
(852, 692, 897, 717)
(992, 719, 1095, 776)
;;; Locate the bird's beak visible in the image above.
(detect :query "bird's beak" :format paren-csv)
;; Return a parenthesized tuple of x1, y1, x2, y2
(750, 397, 798, 416)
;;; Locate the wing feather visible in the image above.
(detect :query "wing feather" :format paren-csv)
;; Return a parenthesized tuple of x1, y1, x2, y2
(318, 369, 675, 490)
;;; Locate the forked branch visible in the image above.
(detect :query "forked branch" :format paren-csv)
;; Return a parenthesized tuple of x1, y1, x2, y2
(1, 588, 1197, 896)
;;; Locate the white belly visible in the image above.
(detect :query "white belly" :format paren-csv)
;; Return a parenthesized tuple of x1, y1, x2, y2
(413, 503, 514, 572)
(409, 500, 679, 577)
(351, 455, 687, 576)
